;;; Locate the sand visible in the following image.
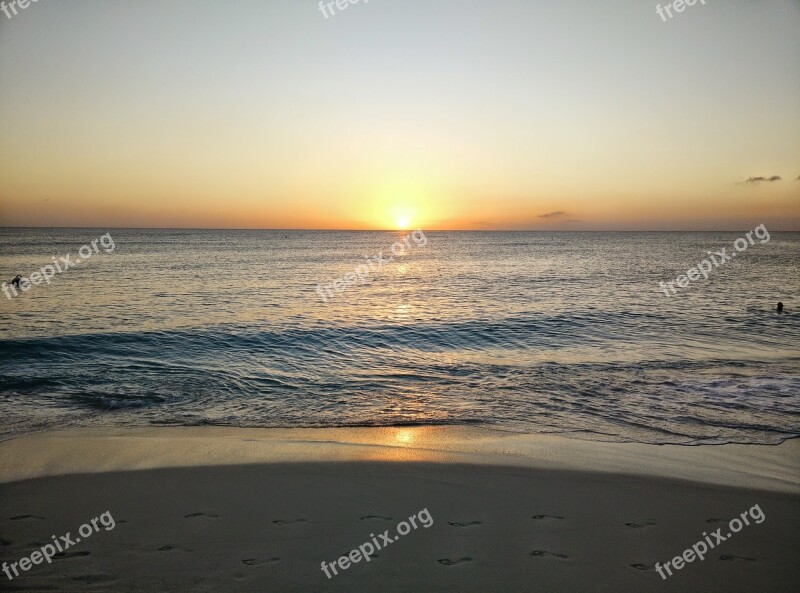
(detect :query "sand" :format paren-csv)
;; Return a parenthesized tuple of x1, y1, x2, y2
(1, 427, 798, 592)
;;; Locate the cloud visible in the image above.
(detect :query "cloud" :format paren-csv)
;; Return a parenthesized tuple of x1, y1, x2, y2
(743, 175, 782, 184)
(538, 211, 567, 218)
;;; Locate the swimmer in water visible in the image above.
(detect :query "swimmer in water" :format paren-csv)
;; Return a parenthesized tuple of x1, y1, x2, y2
(777, 302, 784, 313)
(2, 275, 23, 299)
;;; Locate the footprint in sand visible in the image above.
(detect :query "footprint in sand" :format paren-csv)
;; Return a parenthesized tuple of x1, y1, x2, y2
(359, 515, 393, 521)
(343, 551, 378, 559)
(530, 550, 569, 559)
(242, 557, 280, 566)
(54, 551, 91, 561)
(184, 512, 219, 519)
(630, 563, 653, 571)
(272, 519, 307, 525)
(448, 521, 482, 527)
(625, 522, 656, 528)
(158, 545, 194, 552)
(10, 515, 45, 521)
(719, 554, 756, 562)
(532, 514, 564, 521)
(72, 574, 112, 584)
(438, 557, 472, 565)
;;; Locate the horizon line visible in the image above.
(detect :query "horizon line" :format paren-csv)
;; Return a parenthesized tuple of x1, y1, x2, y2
(1, 226, 799, 233)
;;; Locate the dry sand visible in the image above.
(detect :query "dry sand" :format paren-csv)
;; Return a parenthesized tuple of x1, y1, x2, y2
(1, 427, 798, 592)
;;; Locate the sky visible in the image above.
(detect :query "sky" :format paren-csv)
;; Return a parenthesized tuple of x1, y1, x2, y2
(0, 0, 799, 230)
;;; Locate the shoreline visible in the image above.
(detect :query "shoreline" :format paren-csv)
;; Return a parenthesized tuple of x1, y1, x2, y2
(1, 425, 798, 492)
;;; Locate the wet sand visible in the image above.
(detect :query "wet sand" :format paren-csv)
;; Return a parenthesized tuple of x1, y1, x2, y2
(1, 428, 798, 592)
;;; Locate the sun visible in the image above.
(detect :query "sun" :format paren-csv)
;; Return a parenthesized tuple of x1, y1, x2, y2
(396, 217, 410, 229)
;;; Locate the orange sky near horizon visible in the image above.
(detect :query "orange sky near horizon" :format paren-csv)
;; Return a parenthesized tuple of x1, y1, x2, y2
(1, 1, 799, 231)
(2, 186, 798, 231)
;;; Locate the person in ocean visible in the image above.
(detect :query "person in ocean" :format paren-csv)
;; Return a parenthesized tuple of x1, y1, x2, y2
(777, 302, 784, 313)
(11, 275, 21, 288)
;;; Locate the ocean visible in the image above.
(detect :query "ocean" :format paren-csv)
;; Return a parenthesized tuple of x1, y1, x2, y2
(1, 228, 798, 444)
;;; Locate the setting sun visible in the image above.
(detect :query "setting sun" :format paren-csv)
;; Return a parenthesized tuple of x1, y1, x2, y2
(396, 217, 410, 229)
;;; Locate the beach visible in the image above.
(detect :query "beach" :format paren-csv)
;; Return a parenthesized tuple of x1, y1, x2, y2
(1, 427, 798, 592)
(2, 1, 799, 591)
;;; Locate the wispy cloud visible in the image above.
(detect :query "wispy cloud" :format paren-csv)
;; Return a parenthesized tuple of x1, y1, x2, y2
(742, 175, 782, 184)
(538, 211, 567, 218)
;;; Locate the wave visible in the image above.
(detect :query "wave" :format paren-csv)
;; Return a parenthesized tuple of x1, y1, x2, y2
(2, 307, 798, 445)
